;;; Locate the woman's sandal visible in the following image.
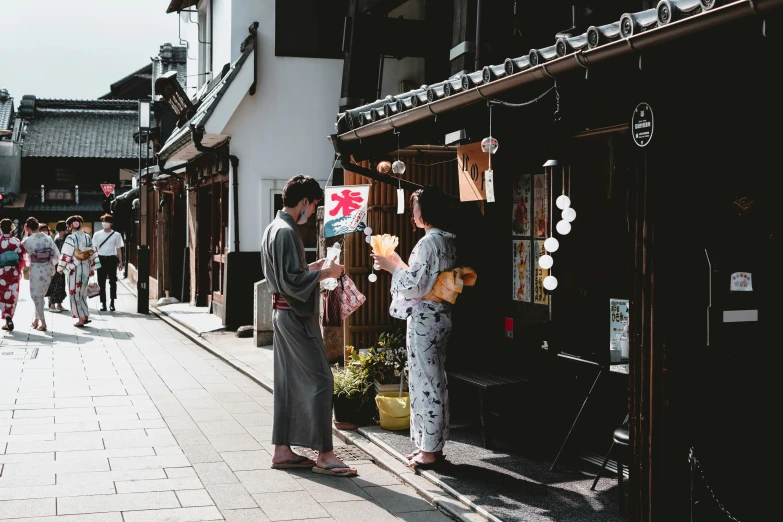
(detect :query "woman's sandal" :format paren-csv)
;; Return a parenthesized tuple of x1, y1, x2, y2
(406, 449, 444, 460)
(408, 455, 441, 470)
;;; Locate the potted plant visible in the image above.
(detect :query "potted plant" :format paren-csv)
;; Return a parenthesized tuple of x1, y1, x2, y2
(332, 363, 373, 429)
(349, 329, 407, 394)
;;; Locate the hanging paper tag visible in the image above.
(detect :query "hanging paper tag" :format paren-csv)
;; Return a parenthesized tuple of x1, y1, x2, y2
(730, 272, 753, 292)
(485, 170, 495, 203)
(397, 188, 405, 214)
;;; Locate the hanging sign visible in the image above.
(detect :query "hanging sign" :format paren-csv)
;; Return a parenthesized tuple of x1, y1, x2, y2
(456, 142, 488, 202)
(396, 188, 405, 214)
(730, 272, 753, 292)
(101, 183, 116, 197)
(609, 298, 630, 364)
(631, 102, 654, 147)
(324, 184, 371, 238)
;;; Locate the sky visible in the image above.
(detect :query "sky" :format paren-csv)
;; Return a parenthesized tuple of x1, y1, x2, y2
(0, 0, 184, 101)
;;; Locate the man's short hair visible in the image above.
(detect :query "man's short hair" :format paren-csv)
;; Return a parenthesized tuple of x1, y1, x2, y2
(282, 175, 324, 208)
(101, 214, 114, 224)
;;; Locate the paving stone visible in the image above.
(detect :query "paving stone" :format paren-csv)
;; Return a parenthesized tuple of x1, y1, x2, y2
(204, 482, 258, 509)
(349, 463, 403, 488)
(9, 421, 99, 435)
(296, 475, 372, 503)
(0, 481, 115, 501)
(56, 447, 156, 460)
(99, 418, 168, 431)
(155, 445, 185, 456)
(195, 420, 247, 436)
(0, 458, 109, 476)
(122, 506, 223, 522)
(222, 507, 272, 522)
(0, 498, 56, 519)
(172, 429, 211, 446)
(110, 454, 191, 470)
(0, 514, 123, 522)
(0, 473, 55, 489)
(57, 469, 168, 485)
(180, 444, 223, 464)
(220, 450, 273, 471)
(397, 510, 457, 522)
(204, 433, 262, 452)
(232, 412, 273, 427)
(364, 485, 436, 514)
(187, 409, 234, 422)
(116, 477, 204, 494)
(235, 470, 303, 494)
(165, 467, 198, 479)
(162, 416, 199, 431)
(193, 462, 239, 484)
(252, 491, 329, 521)
(322, 500, 402, 522)
(175, 489, 215, 508)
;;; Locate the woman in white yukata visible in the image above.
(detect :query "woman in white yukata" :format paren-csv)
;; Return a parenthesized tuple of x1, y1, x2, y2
(56, 215, 100, 327)
(372, 186, 456, 469)
(22, 217, 60, 332)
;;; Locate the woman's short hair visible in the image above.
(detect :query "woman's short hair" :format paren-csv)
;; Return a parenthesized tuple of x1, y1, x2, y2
(25, 217, 40, 231)
(410, 186, 450, 231)
(55, 220, 67, 232)
(101, 213, 114, 223)
(282, 175, 324, 207)
(66, 215, 84, 229)
(0, 219, 12, 234)
(40, 224, 50, 234)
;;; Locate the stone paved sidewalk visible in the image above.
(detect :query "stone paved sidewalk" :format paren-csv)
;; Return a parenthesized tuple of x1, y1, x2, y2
(0, 279, 453, 522)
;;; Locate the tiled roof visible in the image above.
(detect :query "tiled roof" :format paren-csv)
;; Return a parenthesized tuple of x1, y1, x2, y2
(0, 89, 13, 132)
(21, 99, 139, 159)
(335, 0, 779, 140)
(100, 64, 153, 100)
(157, 44, 254, 163)
(23, 193, 105, 213)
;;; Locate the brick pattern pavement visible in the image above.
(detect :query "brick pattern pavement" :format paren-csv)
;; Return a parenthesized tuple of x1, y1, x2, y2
(0, 279, 452, 521)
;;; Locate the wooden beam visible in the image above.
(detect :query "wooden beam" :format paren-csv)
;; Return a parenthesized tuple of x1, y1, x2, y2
(357, 0, 409, 15)
(375, 18, 430, 58)
(451, 0, 478, 75)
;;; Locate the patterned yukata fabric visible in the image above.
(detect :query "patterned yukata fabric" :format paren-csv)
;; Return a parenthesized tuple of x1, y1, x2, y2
(0, 234, 26, 320)
(390, 228, 457, 453)
(22, 232, 60, 321)
(46, 234, 68, 304)
(57, 231, 100, 320)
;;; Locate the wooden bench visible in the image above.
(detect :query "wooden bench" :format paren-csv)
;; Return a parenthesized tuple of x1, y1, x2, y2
(447, 371, 529, 449)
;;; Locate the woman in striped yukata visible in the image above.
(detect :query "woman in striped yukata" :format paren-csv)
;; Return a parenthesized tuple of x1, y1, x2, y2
(56, 215, 100, 327)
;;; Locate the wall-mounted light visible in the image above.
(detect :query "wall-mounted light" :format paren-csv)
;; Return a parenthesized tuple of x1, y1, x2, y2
(154, 70, 194, 120)
(138, 100, 151, 132)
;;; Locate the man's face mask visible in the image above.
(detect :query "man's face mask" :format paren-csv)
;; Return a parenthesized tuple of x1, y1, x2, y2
(298, 199, 309, 225)
(102, 222, 111, 229)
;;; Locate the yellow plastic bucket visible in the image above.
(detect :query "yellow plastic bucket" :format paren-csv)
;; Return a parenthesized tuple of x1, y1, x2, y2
(375, 392, 410, 431)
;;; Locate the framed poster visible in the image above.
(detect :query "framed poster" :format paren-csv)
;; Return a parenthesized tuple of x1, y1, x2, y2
(511, 175, 531, 236)
(324, 185, 370, 238)
(533, 240, 549, 305)
(533, 174, 548, 238)
(609, 298, 630, 366)
(512, 240, 531, 302)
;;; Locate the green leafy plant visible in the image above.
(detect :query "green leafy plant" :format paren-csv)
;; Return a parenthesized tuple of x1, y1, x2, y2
(332, 364, 371, 401)
(348, 329, 407, 384)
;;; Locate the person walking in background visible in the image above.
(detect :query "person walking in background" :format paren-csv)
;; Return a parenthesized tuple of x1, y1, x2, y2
(57, 215, 100, 327)
(0, 218, 26, 331)
(260, 175, 355, 476)
(40, 224, 51, 237)
(46, 221, 68, 313)
(92, 214, 123, 312)
(22, 217, 59, 332)
(372, 186, 457, 469)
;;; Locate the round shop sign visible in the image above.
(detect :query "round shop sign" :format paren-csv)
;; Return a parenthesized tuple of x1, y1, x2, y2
(631, 102, 654, 147)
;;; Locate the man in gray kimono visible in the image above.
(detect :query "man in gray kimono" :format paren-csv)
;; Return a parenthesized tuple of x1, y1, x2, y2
(261, 175, 357, 476)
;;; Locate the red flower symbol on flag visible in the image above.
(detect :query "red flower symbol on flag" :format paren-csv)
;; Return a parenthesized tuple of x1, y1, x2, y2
(329, 189, 364, 217)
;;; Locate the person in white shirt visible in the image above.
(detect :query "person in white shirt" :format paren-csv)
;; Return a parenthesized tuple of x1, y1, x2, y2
(92, 214, 124, 312)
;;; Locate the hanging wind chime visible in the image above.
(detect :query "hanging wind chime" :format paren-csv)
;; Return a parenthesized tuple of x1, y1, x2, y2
(481, 103, 498, 203)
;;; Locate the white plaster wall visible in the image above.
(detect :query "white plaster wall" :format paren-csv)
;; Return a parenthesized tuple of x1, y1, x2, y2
(210, 0, 233, 74)
(222, 0, 342, 252)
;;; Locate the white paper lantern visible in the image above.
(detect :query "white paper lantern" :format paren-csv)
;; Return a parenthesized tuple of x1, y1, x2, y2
(556, 194, 571, 210)
(365, 236, 372, 244)
(368, 273, 377, 282)
(544, 237, 559, 252)
(556, 220, 571, 235)
(539, 254, 553, 270)
(373, 262, 380, 270)
(562, 207, 576, 222)
(364, 227, 373, 235)
(543, 275, 558, 290)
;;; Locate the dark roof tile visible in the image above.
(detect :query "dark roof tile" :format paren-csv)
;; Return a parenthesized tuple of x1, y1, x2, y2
(21, 99, 138, 159)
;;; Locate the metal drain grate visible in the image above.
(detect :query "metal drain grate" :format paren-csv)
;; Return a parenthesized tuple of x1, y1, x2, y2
(294, 444, 371, 462)
(0, 348, 39, 360)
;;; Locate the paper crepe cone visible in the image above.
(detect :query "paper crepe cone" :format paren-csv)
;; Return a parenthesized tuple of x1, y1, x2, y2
(371, 234, 399, 257)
